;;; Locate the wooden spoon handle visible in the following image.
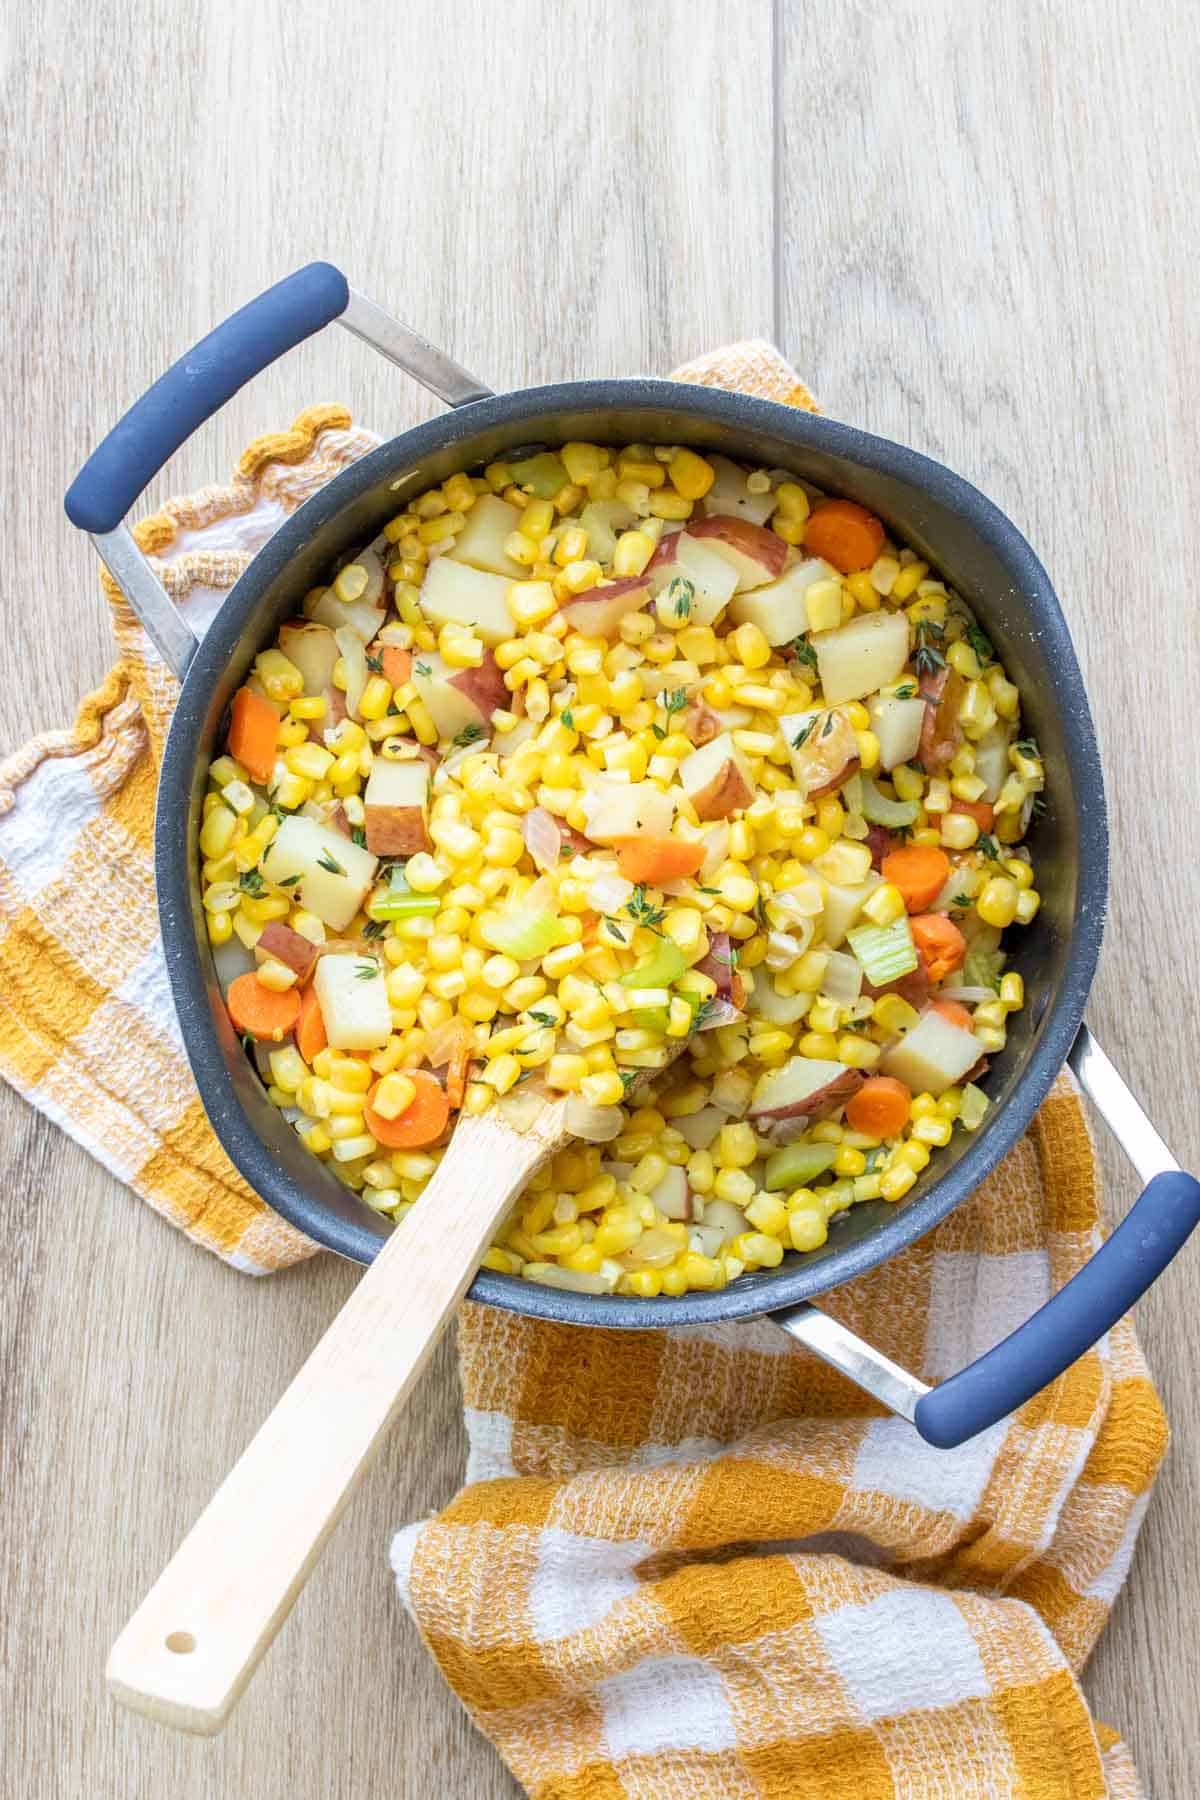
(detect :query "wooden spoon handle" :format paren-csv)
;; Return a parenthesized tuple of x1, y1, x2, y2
(106, 1111, 550, 1734)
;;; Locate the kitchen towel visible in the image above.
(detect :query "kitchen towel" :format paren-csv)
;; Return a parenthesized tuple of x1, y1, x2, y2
(0, 345, 1164, 1794)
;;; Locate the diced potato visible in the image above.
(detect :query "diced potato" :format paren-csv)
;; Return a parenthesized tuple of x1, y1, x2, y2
(412, 650, 507, 740)
(868, 693, 927, 770)
(686, 515, 788, 592)
(303, 547, 387, 641)
(816, 875, 878, 947)
(560, 577, 652, 637)
(675, 1104, 725, 1150)
(972, 725, 1011, 803)
(420, 557, 514, 645)
(312, 953, 393, 1051)
(363, 759, 430, 856)
(262, 815, 378, 931)
(446, 493, 524, 577)
(749, 1056, 864, 1143)
(277, 621, 340, 696)
(813, 610, 910, 706)
(698, 455, 777, 526)
(881, 1010, 983, 1095)
(649, 1166, 691, 1220)
(678, 732, 755, 821)
(780, 707, 860, 797)
(729, 557, 839, 645)
(580, 780, 676, 843)
(648, 535, 739, 627)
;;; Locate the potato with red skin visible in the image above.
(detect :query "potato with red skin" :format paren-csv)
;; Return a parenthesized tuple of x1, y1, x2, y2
(446, 649, 508, 721)
(917, 666, 966, 770)
(749, 1056, 866, 1145)
(254, 921, 319, 981)
(682, 701, 722, 746)
(685, 514, 788, 589)
(782, 708, 861, 799)
(363, 760, 430, 856)
(559, 577, 652, 636)
(278, 620, 339, 695)
(679, 732, 755, 821)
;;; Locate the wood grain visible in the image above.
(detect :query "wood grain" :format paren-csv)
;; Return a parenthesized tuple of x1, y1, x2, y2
(0, 2, 771, 1795)
(2, 0, 1196, 1793)
(778, 5, 1200, 1794)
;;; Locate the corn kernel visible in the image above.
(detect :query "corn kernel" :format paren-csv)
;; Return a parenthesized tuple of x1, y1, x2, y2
(861, 882, 906, 927)
(880, 1165, 917, 1202)
(976, 876, 1020, 929)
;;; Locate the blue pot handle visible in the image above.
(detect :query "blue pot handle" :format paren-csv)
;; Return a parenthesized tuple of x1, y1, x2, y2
(914, 1166, 1200, 1447)
(63, 264, 491, 676)
(773, 1026, 1200, 1449)
(65, 264, 352, 535)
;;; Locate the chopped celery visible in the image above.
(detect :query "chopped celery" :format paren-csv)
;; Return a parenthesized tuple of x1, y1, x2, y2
(366, 886, 440, 921)
(763, 1141, 838, 1191)
(509, 452, 568, 499)
(481, 907, 567, 960)
(962, 943, 1005, 991)
(631, 1006, 671, 1033)
(619, 941, 687, 988)
(959, 1083, 990, 1130)
(846, 916, 918, 986)
(859, 776, 919, 829)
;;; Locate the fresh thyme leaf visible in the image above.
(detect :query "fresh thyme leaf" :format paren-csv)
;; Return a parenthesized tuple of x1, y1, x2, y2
(527, 1009, 558, 1027)
(1013, 737, 1040, 759)
(790, 637, 818, 671)
(603, 917, 628, 944)
(354, 960, 380, 981)
(268, 801, 289, 821)
(351, 825, 367, 848)
(913, 618, 947, 678)
(651, 723, 667, 740)
(791, 718, 817, 751)
(754, 892, 769, 928)
(365, 650, 384, 673)
(894, 682, 917, 700)
(951, 891, 972, 910)
(362, 919, 386, 939)
(662, 686, 689, 719)
(414, 660, 432, 677)
(1030, 792, 1047, 819)
(626, 885, 666, 929)
(277, 873, 303, 888)
(317, 849, 347, 876)
(844, 1018, 872, 1033)
(864, 1147, 885, 1173)
(618, 1069, 640, 1093)
(667, 575, 694, 620)
(697, 885, 720, 895)
(713, 946, 739, 967)
(990, 970, 1004, 992)
(240, 1031, 256, 1055)
(561, 708, 574, 731)
(978, 834, 1001, 862)
(450, 722, 485, 750)
(238, 868, 265, 895)
(965, 623, 993, 664)
(820, 712, 836, 738)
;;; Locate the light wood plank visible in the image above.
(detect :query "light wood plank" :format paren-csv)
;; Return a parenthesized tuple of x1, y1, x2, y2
(0, 1, 772, 1794)
(778, 5, 1200, 1793)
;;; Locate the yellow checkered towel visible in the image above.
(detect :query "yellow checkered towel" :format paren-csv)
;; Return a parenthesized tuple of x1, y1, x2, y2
(0, 346, 1164, 1795)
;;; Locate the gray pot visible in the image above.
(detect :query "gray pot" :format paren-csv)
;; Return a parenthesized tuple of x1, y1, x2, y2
(66, 263, 1200, 1450)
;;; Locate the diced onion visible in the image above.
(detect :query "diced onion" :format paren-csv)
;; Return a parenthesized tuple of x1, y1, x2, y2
(522, 806, 563, 874)
(497, 1090, 546, 1131)
(697, 999, 745, 1032)
(334, 626, 368, 721)
(441, 736, 491, 779)
(587, 869, 634, 912)
(564, 1096, 625, 1142)
(425, 1016, 472, 1068)
(700, 823, 729, 881)
(820, 950, 863, 1007)
(937, 985, 995, 1004)
(766, 925, 812, 969)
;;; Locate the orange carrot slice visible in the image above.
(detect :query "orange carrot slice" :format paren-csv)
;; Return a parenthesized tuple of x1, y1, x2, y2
(614, 836, 706, 884)
(910, 914, 967, 983)
(803, 499, 886, 574)
(227, 971, 301, 1042)
(364, 1070, 451, 1149)
(845, 1076, 912, 1139)
(881, 845, 951, 913)
(296, 984, 327, 1063)
(227, 687, 280, 784)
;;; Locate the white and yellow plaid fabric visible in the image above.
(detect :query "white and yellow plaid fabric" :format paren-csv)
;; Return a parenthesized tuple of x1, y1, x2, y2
(0, 349, 1164, 1794)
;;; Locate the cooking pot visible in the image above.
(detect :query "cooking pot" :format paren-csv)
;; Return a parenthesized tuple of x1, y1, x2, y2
(65, 262, 1200, 1449)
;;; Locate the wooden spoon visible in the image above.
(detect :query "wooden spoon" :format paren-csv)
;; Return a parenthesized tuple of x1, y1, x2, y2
(106, 1097, 576, 1734)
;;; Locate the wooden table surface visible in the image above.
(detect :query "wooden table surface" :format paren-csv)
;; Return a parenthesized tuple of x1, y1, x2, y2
(4, 3, 1198, 1794)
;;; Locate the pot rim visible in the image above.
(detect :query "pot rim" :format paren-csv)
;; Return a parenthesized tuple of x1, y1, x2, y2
(157, 377, 1107, 1325)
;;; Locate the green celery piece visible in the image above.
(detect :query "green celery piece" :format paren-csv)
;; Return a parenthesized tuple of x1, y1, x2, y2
(846, 916, 918, 985)
(619, 941, 687, 988)
(962, 943, 1004, 991)
(510, 453, 568, 499)
(859, 776, 919, 829)
(631, 1006, 671, 1033)
(482, 907, 566, 960)
(366, 888, 440, 922)
(764, 1141, 838, 1192)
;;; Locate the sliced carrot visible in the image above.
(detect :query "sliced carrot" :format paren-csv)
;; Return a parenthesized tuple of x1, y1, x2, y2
(227, 686, 280, 784)
(296, 984, 327, 1063)
(802, 499, 886, 574)
(845, 1076, 912, 1139)
(379, 645, 412, 688)
(949, 797, 995, 833)
(227, 971, 301, 1042)
(931, 998, 974, 1031)
(613, 836, 706, 884)
(911, 913, 967, 983)
(445, 1043, 471, 1110)
(364, 1070, 451, 1149)
(881, 844, 951, 913)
